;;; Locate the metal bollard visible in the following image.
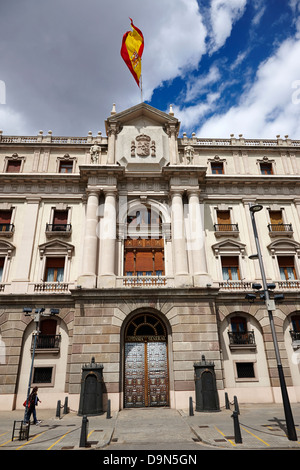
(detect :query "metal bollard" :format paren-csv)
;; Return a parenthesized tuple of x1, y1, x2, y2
(63, 397, 69, 414)
(79, 415, 89, 448)
(225, 392, 230, 410)
(234, 395, 240, 415)
(189, 396, 194, 416)
(106, 399, 111, 419)
(231, 410, 242, 444)
(56, 400, 61, 419)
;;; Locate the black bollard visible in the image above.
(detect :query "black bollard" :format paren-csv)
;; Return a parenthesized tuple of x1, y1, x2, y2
(231, 410, 243, 444)
(63, 396, 69, 414)
(189, 396, 194, 416)
(234, 395, 240, 415)
(56, 400, 61, 419)
(225, 392, 230, 410)
(106, 399, 111, 419)
(79, 415, 89, 448)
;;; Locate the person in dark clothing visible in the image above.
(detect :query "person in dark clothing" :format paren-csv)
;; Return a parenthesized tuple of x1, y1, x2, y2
(25, 386, 41, 425)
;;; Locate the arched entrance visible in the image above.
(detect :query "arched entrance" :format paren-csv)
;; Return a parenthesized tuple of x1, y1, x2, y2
(124, 312, 169, 408)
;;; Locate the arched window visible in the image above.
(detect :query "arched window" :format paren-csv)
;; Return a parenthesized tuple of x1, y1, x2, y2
(228, 315, 255, 347)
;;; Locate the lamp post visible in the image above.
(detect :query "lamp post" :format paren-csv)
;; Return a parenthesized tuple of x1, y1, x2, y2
(23, 307, 59, 424)
(248, 203, 297, 441)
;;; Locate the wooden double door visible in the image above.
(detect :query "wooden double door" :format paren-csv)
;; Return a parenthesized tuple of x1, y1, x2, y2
(124, 340, 169, 408)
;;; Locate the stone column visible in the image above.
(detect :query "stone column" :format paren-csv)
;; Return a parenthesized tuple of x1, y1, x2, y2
(78, 189, 100, 288)
(11, 197, 40, 293)
(167, 124, 179, 165)
(187, 190, 211, 286)
(171, 190, 191, 286)
(98, 190, 117, 287)
(107, 124, 117, 164)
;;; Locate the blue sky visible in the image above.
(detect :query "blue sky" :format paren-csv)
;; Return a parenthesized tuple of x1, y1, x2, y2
(1, 0, 300, 139)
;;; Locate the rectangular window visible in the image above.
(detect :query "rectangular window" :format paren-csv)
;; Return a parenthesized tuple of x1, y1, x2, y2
(0, 210, 12, 232)
(216, 210, 231, 231)
(45, 257, 65, 282)
(33, 367, 53, 384)
(260, 162, 273, 175)
(6, 160, 21, 172)
(52, 209, 68, 231)
(221, 256, 240, 281)
(269, 210, 283, 225)
(211, 162, 224, 174)
(278, 256, 297, 280)
(59, 161, 73, 173)
(236, 362, 255, 379)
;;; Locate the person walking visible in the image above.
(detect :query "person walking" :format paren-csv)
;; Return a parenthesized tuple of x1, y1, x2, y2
(25, 386, 41, 425)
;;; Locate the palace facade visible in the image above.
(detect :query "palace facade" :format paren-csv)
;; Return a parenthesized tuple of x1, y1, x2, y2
(0, 102, 300, 411)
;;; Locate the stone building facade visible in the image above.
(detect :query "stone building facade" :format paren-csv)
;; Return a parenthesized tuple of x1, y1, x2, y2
(0, 102, 300, 411)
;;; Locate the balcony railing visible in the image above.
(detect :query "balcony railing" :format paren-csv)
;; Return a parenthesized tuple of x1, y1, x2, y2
(267, 223, 293, 237)
(122, 275, 167, 287)
(46, 223, 72, 235)
(0, 223, 14, 237)
(228, 330, 256, 347)
(31, 334, 61, 350)
(218, 281, 252, 290)
(214, 223, 239, 232)
(34, 282, 70, 293)
(290, 330, 300, 342)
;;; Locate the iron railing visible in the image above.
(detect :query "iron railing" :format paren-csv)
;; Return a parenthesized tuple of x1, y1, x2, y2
(0, 223, 14, 233)
(290, 330, 300, 342)
(214, 223, 239, 232)
(267, 223, 293, 232)
(228, 330, 256, 345)
(46, 223, 72, 232)
(31, 334, 61, 350)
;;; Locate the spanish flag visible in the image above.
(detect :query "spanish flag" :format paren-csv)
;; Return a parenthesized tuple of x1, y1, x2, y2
(120, 18, 144, 87)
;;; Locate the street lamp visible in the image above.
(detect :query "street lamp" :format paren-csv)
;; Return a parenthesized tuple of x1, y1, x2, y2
(23, 307, 59, 424)
(248, 203, 297, 441)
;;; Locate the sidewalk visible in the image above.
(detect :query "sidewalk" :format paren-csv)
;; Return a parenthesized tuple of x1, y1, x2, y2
(0, 403, 300, 450)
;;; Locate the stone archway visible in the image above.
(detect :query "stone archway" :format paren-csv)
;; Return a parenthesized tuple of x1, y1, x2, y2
(124, 312, 169, 408)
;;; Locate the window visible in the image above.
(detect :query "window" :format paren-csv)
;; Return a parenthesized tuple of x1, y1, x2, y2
(124, 243, 164, 276)
(0, 210, 12, 232)
(278, 256, 297, 280)
(52, 209, 68, 231)
(221, 256, 240, 280)
(231, 316, 247, 333)
(59, 160, 73, 173)
(292, 315, 300, 333)
(6, 160, 21, 173)
(211, 162, 224, 174)
(269, 210, 283, 225)
(236, 362, 255, 379)
(260, 162, 273, 175)
(0, 258, 4, 282)
(216, 210, 231, 231)
(33, 366, 53, 384)
(45, 257, 65, 282)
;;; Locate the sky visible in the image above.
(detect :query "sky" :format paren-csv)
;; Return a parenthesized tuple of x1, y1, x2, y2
(1, 0, 300, 139)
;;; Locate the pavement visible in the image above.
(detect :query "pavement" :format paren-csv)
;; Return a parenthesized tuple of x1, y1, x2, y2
(1, 403, 300, 452)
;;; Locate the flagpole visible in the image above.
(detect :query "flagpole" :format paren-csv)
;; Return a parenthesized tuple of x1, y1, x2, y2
(140, 74, 143, 103)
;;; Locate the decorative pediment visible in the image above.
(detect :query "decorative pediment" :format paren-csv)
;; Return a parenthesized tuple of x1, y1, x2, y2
(267, 238, 300, 258)
(0, 240, 15, 258)
(212, 239, 246, 258)
(38, 239, 74, 258)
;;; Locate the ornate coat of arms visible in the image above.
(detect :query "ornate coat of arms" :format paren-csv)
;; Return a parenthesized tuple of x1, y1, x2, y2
(131, 134, 156, 158)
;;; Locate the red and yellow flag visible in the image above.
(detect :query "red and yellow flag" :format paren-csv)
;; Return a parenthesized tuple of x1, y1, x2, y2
(120, 18, 144, 87)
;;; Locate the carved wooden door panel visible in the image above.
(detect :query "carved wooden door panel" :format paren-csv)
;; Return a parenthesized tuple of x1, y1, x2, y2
(147, 342, 169, 407)
(124, 343, 145, 408)
(124, 341, 169, 408)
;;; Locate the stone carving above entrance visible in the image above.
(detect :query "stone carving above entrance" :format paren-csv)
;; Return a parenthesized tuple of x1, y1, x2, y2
(131, 134, 156, 158)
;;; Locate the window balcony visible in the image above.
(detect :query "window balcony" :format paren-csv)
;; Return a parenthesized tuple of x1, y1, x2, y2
(34, 282, 70, 293)
(214, 223, 239, 237)
(290, 330, 300, 349)
(45, 223, 72, 237)
(119, 275, 168, 288)
(267, 223, 293, 237)
(228, 330, 256, 349)
(0, 223, 14, 237)
(31, 334, 61, 353)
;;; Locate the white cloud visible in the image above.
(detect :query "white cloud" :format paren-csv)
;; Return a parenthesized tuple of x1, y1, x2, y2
(172, 92, 220, 131)
(184, 65, 220, 102)
(197, 36, 300, 139)
(208, 0, 247, 53)
(0, 107, 28, 135)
